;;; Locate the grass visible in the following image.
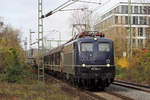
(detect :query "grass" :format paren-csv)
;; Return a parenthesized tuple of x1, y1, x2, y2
(0, 81, 77, 100)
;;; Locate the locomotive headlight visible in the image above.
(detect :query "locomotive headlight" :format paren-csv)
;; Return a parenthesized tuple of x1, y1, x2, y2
(82, 64, 86, 67)
(94, 37, 97, 41)
(106, 64, 110, 67)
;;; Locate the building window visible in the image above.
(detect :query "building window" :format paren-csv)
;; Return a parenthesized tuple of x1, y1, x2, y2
(139, 6, 142, 14)
(139, 6, 143, 14)
(139, 16, 143, 24)
(138, 28, 143, 37)
(120, 16, 123, 24)
(148, 7, 150, 14)
(139, 16, 147, 25)
(125, 16, 128, 24)
(143, 6, 147, 14)
(115, 16, 118, 24)
(144, 16, 147, 25)
(122, 5, 128, 14)
(143, 6, 149, 14)
(149, 17, 150, 25)
(134, 6, 138, 14)
(133, 16, 138, 25)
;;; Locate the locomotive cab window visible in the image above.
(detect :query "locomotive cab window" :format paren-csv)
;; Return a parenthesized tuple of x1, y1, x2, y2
(81, 43, 93, 52)
(99, 43, 110, 52)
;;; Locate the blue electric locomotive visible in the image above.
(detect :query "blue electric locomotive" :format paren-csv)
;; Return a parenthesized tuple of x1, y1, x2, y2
(44, 31, 115, 89)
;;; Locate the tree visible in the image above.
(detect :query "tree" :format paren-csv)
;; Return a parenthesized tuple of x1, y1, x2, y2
(0, 20, 24, 72)
(69, 5, 100, 35)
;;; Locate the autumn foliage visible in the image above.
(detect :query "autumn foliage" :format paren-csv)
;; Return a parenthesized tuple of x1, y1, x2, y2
(116, 48, 150, 85)
(0, 21, 31, 83)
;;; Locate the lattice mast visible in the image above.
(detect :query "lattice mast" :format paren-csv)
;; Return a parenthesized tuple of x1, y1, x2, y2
(38, 0, 44, 81)
(128, 0, 132, 57)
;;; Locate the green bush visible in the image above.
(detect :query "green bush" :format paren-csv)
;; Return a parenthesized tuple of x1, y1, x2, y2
(116, 48, 150, 85)
(0, 48, 32, 83)
(115, 65, 128, 80)
(0, 23, 32, 83)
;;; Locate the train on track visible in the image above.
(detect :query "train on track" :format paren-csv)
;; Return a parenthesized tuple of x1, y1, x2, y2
(37, 31, 115, 89)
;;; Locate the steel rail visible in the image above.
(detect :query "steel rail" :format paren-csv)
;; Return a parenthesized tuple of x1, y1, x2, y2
(104, 91, 135, 100)
(113, 80, 150, 93)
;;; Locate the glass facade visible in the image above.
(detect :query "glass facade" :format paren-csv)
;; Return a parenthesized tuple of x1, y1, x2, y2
(114, 5, 150, 14)
(100, 5, 150, 21)
(97, 3, 150, 49)
(114, 16, 148, 25)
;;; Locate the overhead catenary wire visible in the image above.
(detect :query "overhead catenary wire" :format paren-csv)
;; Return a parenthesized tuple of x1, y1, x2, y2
(42, 0, 80, 18)
(55, 0, 79, 12)
(77, 0, 101, 5)
(42, 0, 105, 18)
(59, 8, 87, 11)
(52, 0, 72, 12)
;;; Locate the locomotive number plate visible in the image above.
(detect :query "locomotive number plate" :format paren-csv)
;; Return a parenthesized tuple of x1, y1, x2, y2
(91, 68, 101, 70)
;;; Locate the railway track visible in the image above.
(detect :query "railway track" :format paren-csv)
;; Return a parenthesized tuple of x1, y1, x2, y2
(60, 79, 150, 100)
(33, 67, 149, 100)
(93, 80, 150, 100)
(113, 80, 150, 93)
(45, 72, 106, 100)
(45, 72, 136, 100)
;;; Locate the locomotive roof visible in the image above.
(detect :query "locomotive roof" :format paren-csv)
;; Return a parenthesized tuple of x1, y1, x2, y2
(77, 36, 113, 42)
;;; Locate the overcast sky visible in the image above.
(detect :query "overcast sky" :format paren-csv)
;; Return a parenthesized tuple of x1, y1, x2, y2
(0, 0, 146, 49)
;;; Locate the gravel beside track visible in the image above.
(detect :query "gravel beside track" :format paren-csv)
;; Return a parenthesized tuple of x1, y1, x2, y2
(113, 80, 150, 93)
(105, 84, 150, 100)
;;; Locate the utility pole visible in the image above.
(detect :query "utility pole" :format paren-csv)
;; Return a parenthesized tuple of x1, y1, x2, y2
(128, 0, 132, 57)
(29, 29, 35, 58)
(38, 0, 44, 82)
(29, 29, 32, 56)
(24, 37, 28, 58)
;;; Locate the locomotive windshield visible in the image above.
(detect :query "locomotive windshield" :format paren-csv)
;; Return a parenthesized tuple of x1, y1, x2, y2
(99, 43, 110, 52)
(81, 43, 93, 52)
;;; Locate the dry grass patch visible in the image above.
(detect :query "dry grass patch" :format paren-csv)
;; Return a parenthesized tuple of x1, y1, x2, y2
(0, 82, 77, 100)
